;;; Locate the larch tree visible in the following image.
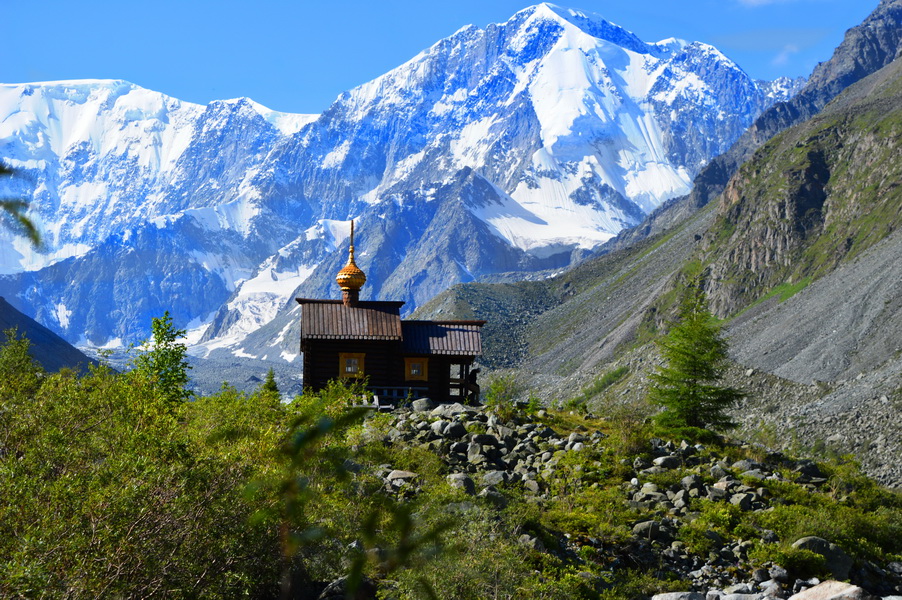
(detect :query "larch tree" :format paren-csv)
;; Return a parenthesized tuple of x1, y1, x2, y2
(649, 281, 744, 431)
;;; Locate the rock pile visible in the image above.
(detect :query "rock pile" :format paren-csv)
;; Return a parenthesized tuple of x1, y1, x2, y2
(363, 401, 902, 599)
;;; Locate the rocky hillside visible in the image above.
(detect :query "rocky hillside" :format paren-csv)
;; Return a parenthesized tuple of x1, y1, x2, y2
(351, 399, 902, 598)
(415, 39, 902, 486)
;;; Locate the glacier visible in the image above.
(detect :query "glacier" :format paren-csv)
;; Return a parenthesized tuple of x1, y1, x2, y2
(0, 3, 804, 361)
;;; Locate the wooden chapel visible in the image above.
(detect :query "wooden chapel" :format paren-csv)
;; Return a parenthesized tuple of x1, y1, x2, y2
(296, 222, 485, 403)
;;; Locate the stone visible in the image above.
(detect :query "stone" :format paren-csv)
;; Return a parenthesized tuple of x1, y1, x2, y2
(791, 537, 853, 580)
(653, 455, 682, 469)
(760, 580, 784, 599)
(386, 470, 417, 481)
(467, 442, 482, 459)
(681, 474, 704, 490)
(732, 459, 762, 472)
(471, 433, 499, 446)
(482, 470, 508, 487)
(449, 441, 468, 454)
(730, 493, 754, 510)
(317, 575, 377, 600)
(568, 432, 587, 444)
(411, 398, 437, 412)
(711, 464, 730, 479)
(632, 520, 661, 540)
(769, 565, 790, 583)
(447, 473, 475, 495)
(430, 420, 447, 435)
(651, 593, 705, 600)
(708, 487, 728, 501)
(445, 421, 467, 439)
(785, 581, 873, 600)
(478, 487, 508, 508)
(523, 479, 541, 494)
(431, 402, 473, 418)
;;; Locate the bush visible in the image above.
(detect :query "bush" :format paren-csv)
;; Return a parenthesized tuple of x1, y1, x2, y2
(749, 545, 827, 579)
(482, 372, 526, 421)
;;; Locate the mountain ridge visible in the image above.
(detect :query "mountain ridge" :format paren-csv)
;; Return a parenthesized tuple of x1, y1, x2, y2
(0, 4, 797, 356)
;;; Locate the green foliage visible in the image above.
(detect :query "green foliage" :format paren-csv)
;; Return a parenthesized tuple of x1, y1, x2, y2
(748, 545, 827, 579)
(482, 372, 526, 421)
(262, 367, 279, 395)
(0, 354, 283, 598)
(2, 325, 900, 598)
(290, 377, 372, 420)
(648, 283, 743, 430)
(0, 328, 43, 398)
(129, 311, 192, 407)
(597, 569, 687, 600)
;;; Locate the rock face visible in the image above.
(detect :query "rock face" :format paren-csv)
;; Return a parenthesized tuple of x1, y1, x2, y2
(0, 4, 796, 355)
(703, 55, 902, 318)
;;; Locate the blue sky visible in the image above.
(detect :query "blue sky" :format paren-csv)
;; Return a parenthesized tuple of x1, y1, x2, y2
(3, 0, 876, 115)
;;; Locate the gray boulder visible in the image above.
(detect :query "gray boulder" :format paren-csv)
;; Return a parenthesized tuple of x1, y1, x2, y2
(785, 581, 874, 600)
(482, 470, 508, 487)
(652, 593, 705, 600)
(791, 537, 853, 580)
(447, 473, 476, 495)
(653, 455, 682, 469)
(431, 402, 473, 418)
(386, 470, 417, 481)
(633, 520, 662, 540)
(411, 398, 437, 412)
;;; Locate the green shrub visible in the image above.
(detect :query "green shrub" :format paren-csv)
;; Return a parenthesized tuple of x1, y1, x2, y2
(749, 545, 827, 579)
(482, 372, 525, 421)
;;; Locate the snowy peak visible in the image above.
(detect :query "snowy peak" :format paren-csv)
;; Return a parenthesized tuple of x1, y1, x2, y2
(525, 3, 658, 55)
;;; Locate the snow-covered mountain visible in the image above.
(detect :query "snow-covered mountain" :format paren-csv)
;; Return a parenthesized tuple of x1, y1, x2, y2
(0, 3, 803, 359)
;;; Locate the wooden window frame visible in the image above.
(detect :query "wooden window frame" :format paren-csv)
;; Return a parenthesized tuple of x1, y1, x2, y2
(339, 352, 365, 378)
(404, 357, 428, 381)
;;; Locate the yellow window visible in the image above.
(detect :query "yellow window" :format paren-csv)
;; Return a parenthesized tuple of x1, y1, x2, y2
(405, 357, 428, 381)
(339, 353, 365, 378)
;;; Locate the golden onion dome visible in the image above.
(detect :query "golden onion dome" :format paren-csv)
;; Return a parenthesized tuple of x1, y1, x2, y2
(336, 220, 366, 291)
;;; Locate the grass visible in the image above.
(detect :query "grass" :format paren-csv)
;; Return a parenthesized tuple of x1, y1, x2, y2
(566, 366, 629, 409)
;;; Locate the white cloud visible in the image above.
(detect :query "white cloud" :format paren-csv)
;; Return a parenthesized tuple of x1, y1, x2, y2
(772, 43, 800, 66)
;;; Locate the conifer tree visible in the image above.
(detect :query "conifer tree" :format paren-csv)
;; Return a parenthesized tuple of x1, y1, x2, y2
(649, 282, 743, 430)
(262, 367, 279, 395)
